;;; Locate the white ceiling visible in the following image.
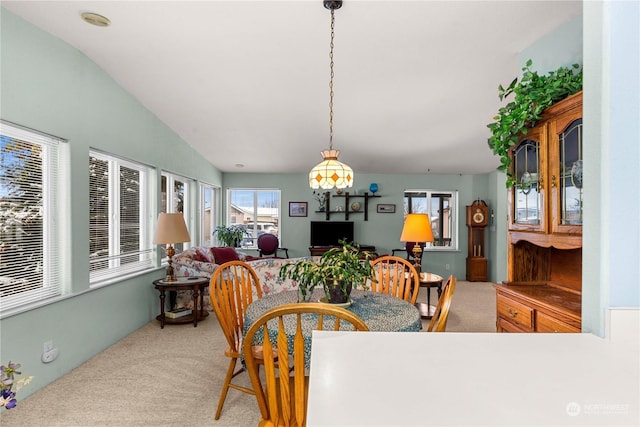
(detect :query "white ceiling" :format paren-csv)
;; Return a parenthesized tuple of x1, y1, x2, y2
(2, 0, 582, 175)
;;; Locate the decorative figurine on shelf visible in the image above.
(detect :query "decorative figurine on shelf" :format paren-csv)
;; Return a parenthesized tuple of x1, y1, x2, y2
(313, 190, 327, 212)
(369, 183, 379, 195)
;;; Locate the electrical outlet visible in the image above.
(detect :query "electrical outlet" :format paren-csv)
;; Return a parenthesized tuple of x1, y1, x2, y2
(445, 264, 450, 270)
(42, 347, 59, 363)
(43, 340, 54, 353)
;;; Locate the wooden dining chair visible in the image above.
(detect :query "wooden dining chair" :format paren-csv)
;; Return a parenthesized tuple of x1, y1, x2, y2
(427, 275, 457, 332)
(370, 255, 420, 304)
(243, 303, 369, 427)
(209, 260, 266, 420)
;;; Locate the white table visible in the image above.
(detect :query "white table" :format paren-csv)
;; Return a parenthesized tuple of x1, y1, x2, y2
(307, 331, 639, 426)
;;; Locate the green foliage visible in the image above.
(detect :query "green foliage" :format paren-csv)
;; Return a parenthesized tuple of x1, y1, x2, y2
(487, 59, 582, 187)
(279, 240, 376, 302)
(213, 224, 247, 247)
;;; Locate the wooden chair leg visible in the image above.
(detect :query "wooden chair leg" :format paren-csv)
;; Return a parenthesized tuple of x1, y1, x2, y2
(215, 357, 238, 420)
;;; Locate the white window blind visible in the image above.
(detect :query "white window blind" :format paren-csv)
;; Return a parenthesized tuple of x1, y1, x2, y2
(89, 151, 153, 284)
(0, 121, 65, 313)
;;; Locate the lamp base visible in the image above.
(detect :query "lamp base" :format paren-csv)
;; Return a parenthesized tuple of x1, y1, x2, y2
(412, 245, 423, 273)
(164, 247, 177, 281)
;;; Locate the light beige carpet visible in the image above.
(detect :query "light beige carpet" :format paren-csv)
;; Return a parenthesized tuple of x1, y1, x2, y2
(1, 280, 496, 427)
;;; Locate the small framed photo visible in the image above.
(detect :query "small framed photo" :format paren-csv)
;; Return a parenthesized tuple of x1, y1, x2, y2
(377, 203, 396, 213)
(289, 201, 308, 217)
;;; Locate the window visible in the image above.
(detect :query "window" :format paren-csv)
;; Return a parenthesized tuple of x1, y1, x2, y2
(200, 183, 219, 246)
(227, 189, 281, 249)
(160, 172, 193, 252)
(1, 121, 66, 313)
(403, 190, 457, 250)
(89, 150, 154, 284)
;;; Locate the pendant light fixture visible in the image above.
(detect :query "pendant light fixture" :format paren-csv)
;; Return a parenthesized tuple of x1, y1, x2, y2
(309, 0, 354, 190)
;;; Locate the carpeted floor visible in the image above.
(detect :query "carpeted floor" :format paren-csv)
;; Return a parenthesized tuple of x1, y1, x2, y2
(0, 280, 496, 427)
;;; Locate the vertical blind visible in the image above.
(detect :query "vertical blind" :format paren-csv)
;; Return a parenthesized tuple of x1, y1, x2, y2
(0, 121, 64, 313)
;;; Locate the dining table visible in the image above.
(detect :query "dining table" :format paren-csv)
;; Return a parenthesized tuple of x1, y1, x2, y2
(243, 288, 421, 368)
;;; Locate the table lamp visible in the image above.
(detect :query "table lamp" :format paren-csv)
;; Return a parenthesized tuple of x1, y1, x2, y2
(153, 213, 191, 281)
(400, 213, 434, 273)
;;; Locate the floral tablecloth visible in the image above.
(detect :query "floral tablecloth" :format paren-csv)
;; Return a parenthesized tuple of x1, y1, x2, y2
(243, 289, 421, 368)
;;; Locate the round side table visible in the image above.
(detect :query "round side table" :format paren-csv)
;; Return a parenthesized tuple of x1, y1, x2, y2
(153, 277, 209, 328)
(416, 272, 444, 318)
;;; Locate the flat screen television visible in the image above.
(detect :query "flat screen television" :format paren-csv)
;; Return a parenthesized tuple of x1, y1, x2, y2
(310, 221, 354, 247)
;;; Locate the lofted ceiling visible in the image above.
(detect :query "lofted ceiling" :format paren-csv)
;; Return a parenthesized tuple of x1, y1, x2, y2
(2, 0, 582, 175)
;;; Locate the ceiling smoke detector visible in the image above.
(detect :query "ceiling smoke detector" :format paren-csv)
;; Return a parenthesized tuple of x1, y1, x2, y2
(81, 12, 111, 27)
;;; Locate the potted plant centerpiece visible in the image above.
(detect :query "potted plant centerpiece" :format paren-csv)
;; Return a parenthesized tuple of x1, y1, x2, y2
(279, 240, 376, 304)
(213, 224, 247, 247)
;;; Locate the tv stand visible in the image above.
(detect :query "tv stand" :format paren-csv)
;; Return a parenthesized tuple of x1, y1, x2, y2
(309, 245, 376, 257)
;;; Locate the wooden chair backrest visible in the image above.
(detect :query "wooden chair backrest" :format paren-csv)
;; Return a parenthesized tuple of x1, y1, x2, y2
(427, 275, 456, 332)
(370, 255, 420, 304)
(209, 260, 262, 355)
(243, 303, 369, 427)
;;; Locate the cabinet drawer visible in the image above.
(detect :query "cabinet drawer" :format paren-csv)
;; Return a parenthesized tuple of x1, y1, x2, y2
(497, 318, 529, 333)
(535, 311, 580, 333)
(497, 295, 533, 331)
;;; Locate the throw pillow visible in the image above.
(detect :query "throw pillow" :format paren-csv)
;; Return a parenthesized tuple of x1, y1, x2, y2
(193, 249, 211, 263)
(210, 247, 240, 265)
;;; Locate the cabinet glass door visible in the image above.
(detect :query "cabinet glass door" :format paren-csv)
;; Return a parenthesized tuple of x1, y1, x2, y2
(510, 136, 544, 231)
(559, 119, 583, 225)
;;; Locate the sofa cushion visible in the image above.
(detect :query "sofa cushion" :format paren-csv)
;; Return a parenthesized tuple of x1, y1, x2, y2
(211, 246, 240, 265)
(193, 249, 211, 263)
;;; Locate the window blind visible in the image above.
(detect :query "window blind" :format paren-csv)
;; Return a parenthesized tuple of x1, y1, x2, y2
(0, 121, 64, 313)
(89, 151, 153, 284)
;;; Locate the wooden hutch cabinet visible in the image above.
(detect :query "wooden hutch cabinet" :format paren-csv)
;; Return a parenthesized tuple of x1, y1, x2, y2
(496, 91, 583, 333)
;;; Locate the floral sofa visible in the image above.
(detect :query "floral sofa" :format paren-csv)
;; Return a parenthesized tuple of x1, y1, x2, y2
(171, 245, 316, 310)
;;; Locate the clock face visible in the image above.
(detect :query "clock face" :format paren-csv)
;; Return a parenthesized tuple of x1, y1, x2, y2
(473, 210, 485, 224)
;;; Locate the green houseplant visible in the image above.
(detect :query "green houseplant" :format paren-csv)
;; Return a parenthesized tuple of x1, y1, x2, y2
(213, 224, 247, 247)
(279, 240, 376, 303)
(487, 59, 582, 187)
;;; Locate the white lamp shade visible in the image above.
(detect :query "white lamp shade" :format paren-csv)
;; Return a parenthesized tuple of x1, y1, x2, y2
(309, 149, 354, 189)
(153, 213, 191, 244)
(400, 213, 434, 243)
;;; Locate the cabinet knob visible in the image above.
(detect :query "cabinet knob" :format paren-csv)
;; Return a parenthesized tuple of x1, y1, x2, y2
(507, 307, 518, 318)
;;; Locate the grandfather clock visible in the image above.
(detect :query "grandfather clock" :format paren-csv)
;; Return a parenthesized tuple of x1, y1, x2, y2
(466, 199, 488, 282)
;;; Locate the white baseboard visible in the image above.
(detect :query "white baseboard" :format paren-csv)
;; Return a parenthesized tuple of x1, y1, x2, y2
(606, 308, 640, 344)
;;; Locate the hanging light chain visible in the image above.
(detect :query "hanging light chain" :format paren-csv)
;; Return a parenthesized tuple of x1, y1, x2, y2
(328, 7, 335, 150)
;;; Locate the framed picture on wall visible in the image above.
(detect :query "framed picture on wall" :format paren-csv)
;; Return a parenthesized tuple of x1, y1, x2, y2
(289, 201, 308, 217)
(377, 203, 396, 213)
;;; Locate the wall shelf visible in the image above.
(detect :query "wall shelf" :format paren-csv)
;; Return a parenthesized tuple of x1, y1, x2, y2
(315, 192, 381, 220)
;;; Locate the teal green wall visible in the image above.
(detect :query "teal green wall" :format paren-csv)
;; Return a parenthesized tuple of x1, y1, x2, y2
(488, 170, 508, 283)
(224, 172, 493, 280)
(0, 9, 222, 399)
(521, 14, 583, 71)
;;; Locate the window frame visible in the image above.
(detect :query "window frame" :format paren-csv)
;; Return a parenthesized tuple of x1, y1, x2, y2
(89, 150, 155, 286)
(403, 189, 458, 251)
(226, 188, 281, 249)
(1, 121, 68, 315)
(199, 182, 220, 246)
(160, 171, 194, 253)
